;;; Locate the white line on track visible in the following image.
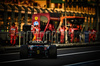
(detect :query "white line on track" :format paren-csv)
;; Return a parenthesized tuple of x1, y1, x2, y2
(0, 58, 33, 64)
(0, 52, 20, 56)
(57, 50, 100, 57)
(63, 59, 100, 66)
(57, 48, 81, 51)
(0, 50, 100, 64)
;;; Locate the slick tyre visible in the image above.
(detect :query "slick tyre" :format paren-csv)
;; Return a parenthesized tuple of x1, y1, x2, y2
(48, 45, 57, 59)
(20, 45, 28, 59)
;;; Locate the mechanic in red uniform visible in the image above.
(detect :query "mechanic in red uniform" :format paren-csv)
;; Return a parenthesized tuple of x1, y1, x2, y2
(46, 22, 56, 42)
(91, 28, 97, 42)
(34, 25, 40, 33)
(88, 27, 91, 42)
(31, 23, 41, 41)
(48, 23, 55, 32)
(59, 25, 65, 43)
(69, 25, 74, 43)
(9, 23, 18, 45)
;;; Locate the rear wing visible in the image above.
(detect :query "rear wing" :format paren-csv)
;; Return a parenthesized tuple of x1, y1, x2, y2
(28, 40, 50, 45)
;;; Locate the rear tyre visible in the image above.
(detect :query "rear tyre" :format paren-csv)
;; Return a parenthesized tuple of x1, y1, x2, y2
(48, 45, 57, 59)
(20, 45, 28, 59)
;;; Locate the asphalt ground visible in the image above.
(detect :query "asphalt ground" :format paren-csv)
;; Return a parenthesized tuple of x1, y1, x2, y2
(0, 45, 100, 66)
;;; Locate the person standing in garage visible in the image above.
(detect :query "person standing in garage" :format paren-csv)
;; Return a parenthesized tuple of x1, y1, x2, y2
(9, 23, 18, 46)
(69, 25, 74, 43)
(91, 27, 97, 42)
(59, 25, 65, 43)
(31, 21, 41, 41)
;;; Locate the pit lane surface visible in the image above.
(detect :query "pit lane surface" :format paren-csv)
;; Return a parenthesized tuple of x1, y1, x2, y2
(0, 46, 100, 66)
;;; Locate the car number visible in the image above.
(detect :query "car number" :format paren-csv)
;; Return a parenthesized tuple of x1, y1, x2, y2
(37, 50, 40, 54)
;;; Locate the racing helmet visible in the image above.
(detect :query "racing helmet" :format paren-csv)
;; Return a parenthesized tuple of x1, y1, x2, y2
(34, 21, 39, 26)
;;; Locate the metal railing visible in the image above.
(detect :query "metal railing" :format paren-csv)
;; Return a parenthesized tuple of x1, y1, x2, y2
(0, 31, 100, 46)
(21, 31, 99, 44)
